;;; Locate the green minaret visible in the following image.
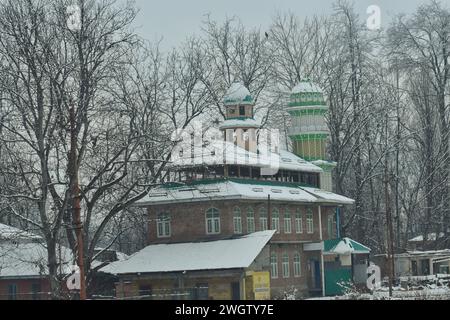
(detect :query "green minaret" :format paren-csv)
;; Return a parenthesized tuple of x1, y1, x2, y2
(287, 79, 336, 191)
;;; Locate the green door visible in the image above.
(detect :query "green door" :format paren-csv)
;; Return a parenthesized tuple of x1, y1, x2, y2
(325, 268, 352, 296)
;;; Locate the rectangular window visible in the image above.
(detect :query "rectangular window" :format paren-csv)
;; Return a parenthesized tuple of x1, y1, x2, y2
(233, 207, 242, 234)
(260, 208, 268, 231)
(295, 211, 303, 234)
(282, 254, 290, 278)
(233, 216, 242, 234)
(272, 209, 280, 233)
(294, 253, 301, 277)
(306, 210, 314, 234)
(270, 254, 278, 279)
(8, 284, 17, 300)
(247, 209, 255, 233)
(272, 217, 280, 233)
(239, 106, 245, 116)
(206, 208, 221, 234)
(284, 211, 292, 234)
(157, 214, 171, 238)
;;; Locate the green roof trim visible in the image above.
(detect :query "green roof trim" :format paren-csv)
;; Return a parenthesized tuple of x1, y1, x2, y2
(159, 177, 318, 190)
(288, 108, 328, 116)
(224, 95, 254, 105)
(289, 133, 329, 140)
(288, 101, 327, 107)
(225, 116, 254, 120)
(323, 238, 371, 253)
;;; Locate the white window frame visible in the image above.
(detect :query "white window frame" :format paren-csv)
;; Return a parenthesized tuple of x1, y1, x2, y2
(247, 207, 255, 233)
(295, 209, 303, 234)
(306, 209, 314, 234)
(272, 207, 280, 233)
(282, 253, 290, 278)
(270, 253, 278, 279)
(233, 206, 242, 234)
(157, 213, 171, 238)
(206, 208, 221, 234)
(294, 252, 301, 277)
(259, 207, 268, 231)
(284, 209, 292, 234)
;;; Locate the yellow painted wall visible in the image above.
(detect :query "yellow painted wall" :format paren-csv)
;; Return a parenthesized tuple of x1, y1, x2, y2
(245, 271, 270, 300)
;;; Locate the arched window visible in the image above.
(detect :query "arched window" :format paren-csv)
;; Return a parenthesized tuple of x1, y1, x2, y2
(233, 206, 242, 234)
(206, 208, 220, 234)
(306, 208, 314, 234)
(157, 213, 171, 238)
(259, 207, 268, 231)
(270, 252, 278, 279)
(294, 252, 301, 277)
(272, 207, 280, 233)
(295, 209, 303, 234)
(327, 215, 334, 238)
(247, 207, 255, 233)
(282, 252, 290, 278)
(284, 208, 292, 234)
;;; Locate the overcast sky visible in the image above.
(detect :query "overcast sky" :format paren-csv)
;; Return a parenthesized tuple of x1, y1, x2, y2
(131, 0, 433, 50)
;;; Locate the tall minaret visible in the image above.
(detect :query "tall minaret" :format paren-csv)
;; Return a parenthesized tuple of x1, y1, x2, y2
(219, 83, 260, 153)
(287, 79, 336, 191)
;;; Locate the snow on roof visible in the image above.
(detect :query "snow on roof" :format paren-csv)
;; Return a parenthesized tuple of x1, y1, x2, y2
(301, 187, 355, 205)
(278, 150, 323, 172)
(171, 140, 323, 174)
(291, 80, 323, 94)
(224, 83, 254, 105)
(381, 249, 450, 259)
(323, 238, 371, 254)
(0, 242, 73, 278)
(100, 230, 275, 275)
(408, 233, 445, 242)
(0, 223, 42, 241)
(310, 160, 337, 168)
(219, 118, 261, 129)
(138, 179, 353, 206)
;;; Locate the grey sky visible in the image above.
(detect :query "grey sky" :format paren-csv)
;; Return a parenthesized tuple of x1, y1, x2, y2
(132, 0, 433, 51)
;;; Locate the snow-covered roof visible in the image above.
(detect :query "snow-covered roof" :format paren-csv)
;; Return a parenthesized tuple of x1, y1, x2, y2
(100, 230, 275, 275)
(291, 80, 323, 94)
(219, 118, 261, 129)
(224, 83, 254, 106)
(301, 187, 355, 205)
(137, 179, 353, 206)
(171, 140, 323, 174)
(323, 238, 371, 255)
(0, 242, 73, 278)
(278, 150, 323, 172)
(0, 223, 42, 241)
(408, 233, 445, 242)
(311, 160, 337, 168)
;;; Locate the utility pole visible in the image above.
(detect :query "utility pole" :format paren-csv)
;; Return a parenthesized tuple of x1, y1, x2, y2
(268, 194, 272, 230)
(69, 100, 86, 300)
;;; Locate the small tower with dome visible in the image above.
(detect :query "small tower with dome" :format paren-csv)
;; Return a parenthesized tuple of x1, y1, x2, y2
(219, 82, 260, 153)
(287, 79, 336, 191)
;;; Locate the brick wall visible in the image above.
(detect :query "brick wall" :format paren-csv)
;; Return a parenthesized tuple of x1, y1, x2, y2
(0, 278, 50, 300)
(147, 201, 338, 244)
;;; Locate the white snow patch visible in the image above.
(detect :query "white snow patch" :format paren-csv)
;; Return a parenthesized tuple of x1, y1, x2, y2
(100, 230, 275, 275)
(224, 83, 253, 104)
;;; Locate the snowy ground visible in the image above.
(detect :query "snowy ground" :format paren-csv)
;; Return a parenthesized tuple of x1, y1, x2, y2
(307, 275, 450, 300)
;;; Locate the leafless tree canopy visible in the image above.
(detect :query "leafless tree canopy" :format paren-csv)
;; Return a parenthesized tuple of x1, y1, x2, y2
(0, 0, 449, 298)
